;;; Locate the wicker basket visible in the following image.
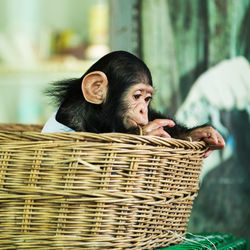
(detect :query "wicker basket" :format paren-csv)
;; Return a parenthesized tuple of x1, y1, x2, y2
(0, 124, 207, 249)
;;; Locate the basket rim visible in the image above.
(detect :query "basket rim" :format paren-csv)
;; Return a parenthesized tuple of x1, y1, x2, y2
(0, 130, 207, 149)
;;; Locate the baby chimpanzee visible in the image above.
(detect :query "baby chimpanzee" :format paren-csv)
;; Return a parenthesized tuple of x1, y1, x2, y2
(43, 51, 225, 157)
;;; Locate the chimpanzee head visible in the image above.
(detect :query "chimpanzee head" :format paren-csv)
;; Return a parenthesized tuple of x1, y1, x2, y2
(48, 51, 154, 133)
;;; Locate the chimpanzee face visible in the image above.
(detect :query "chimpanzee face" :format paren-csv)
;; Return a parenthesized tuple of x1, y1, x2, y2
(81, 70, 154, 132)
(118, 83, 154, 129)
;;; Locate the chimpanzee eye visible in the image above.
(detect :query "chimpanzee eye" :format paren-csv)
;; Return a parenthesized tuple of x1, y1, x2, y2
(133, 94, 141, 100)
(145, 96, 152, 102)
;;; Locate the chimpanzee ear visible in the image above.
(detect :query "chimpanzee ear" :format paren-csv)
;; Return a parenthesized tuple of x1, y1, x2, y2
(81, 71, 108, 104)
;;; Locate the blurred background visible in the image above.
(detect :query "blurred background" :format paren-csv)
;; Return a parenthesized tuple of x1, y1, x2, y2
(0, 0, 249, 244)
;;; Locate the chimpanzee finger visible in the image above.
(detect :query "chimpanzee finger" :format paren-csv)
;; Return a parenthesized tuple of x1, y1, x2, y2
(204, 150, 213, 158)
(143, 127, 171, 138)
(203, 136, 218, 145)
(189, 131, 209, 141)
(205, 128, 226, 148)
(203, 136, 225, 149)
(216, 133, 226, 148)
(143, 119, 175, 133)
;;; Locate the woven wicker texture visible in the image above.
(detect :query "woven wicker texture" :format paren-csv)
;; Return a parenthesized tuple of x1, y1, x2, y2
(0, 123, 43, 132)
(0, 124, 207, 249)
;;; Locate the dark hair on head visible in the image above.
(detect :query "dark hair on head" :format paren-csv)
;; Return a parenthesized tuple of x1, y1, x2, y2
(84, 50, 152, 87)
(46, 50, 153, 106)
(85, 50, 153, 104)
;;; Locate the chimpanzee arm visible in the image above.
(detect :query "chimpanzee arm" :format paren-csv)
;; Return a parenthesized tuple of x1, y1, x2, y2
(148, 109, 225, 157)
(148, 109, 208, 140)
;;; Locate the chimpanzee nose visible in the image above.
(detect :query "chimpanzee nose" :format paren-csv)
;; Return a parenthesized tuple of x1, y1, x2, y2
(140, 107, 145, 114)
(136, 104, 148, 125)
(138, 103, 146, 115)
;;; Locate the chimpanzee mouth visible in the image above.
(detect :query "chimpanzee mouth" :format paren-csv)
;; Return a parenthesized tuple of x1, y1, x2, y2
(125, 116, 144, 129)
(129, 118, 146, 129)
(124, 118, 138, 129)
(130, 119, 138, 127)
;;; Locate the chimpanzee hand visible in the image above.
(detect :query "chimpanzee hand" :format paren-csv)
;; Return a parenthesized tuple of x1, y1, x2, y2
(142, 119, 175, 137)
(188, 126, 225, 158)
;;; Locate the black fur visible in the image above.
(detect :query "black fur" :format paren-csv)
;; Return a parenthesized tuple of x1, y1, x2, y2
(45, 50, 204, 137)
(46, 51, 152, 133)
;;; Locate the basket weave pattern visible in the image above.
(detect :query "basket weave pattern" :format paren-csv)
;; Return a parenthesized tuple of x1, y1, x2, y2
(0, 124, 206, 249)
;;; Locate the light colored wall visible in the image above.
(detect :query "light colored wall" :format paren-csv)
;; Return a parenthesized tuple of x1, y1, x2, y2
(0, 0, 107, 124)
(0, 0, 105, 42)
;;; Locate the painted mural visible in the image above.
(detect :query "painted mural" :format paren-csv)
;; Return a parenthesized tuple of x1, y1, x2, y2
(176, 57, 250, 240)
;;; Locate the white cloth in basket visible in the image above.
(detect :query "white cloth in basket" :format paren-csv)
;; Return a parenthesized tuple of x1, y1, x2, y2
(42, 111, 75, 133)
